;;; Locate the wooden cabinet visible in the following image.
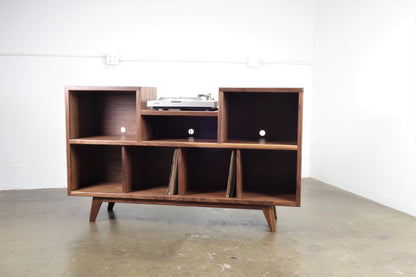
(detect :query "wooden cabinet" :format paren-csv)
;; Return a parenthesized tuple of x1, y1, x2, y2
(65, 86, 303, 232)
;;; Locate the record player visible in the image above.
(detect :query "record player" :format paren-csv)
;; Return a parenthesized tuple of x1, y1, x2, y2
(147, 94, 218, 111)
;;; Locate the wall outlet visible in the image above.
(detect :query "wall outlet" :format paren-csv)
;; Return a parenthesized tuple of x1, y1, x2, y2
(106, 54, 120, 65)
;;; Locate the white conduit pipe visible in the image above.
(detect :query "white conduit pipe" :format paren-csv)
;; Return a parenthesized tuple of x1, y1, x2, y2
(0, 51, 313, 67)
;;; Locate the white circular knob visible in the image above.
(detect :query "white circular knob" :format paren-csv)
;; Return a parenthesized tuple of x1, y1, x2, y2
(259, 129, 266, 137)
(188, 128, 195, 135)
(120, 127, 126, 133)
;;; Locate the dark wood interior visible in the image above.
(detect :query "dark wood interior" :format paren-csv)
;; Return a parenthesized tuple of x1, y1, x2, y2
(224, 92, 299, 143)
(141, 116, 217, 140)
(179, 148, 232, 197)
(69, 91, 137, 138)
(70, 145, 122, 190)
(125, 146, 174, 192)
(239, 150, 297, 196)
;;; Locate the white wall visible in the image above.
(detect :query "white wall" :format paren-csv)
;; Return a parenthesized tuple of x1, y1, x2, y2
(0, 0, 314, 190)
(1, 0, 414, 217)
(312, 0, 416, 216)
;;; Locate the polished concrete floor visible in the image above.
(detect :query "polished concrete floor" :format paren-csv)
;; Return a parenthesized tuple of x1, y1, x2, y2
(0, 178, 415, 277)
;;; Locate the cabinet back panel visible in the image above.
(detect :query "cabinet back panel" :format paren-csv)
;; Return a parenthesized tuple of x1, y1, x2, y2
(240, 150, 297, 194)
(183, 148, 231, 191)
(226, 93, 298, 142)
(128, 147, 174, 190)
(73, 145, 122, 188)
(143, 116, 217, 140)
(71, 91, 136, 138)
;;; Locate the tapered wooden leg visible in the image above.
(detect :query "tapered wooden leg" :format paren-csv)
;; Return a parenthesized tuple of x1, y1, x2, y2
(89, 197, 103, 222)
(273, 206, 277, 220)
(107, 202, 115, 211)
(262, 206, 276, 232)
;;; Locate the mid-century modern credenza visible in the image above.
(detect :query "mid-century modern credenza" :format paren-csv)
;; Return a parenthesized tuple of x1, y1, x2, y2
(65, 86, 303, 232)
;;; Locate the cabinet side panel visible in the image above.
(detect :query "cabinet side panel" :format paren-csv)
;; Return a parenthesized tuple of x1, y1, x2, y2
(296, 91, 304, 206)
(218, 90, 227, 142)
(67, 91, 80, 139)
(68, 146, 79, 193)
(65, 88, 72, 195)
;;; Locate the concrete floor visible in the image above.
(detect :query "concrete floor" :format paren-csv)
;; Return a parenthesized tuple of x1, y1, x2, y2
(0, 178, 415, 277)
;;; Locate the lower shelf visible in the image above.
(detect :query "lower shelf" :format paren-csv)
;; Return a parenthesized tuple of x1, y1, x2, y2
(180, 189, 227, 199)
(70, 183, 297, 206)
(70, 135, 137, 145)
(72, 183, 123, 195)
(128, 186, 168, 197)
(239, 192, 297, 206)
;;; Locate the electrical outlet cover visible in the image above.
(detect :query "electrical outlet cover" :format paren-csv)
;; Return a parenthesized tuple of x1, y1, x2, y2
(106, 54, 120, 65)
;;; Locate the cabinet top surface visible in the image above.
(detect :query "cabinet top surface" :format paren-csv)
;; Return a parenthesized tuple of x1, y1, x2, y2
(65, 86, 303, 93)
(65, 86, 153, 91)
(220, 87, 303, 93)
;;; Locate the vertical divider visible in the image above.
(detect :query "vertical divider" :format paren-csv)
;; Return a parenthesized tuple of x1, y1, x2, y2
(137, 87, 157, 142)
(122, 146, 131, 193)
(218, 89, 227, 143)
(236, 149, 243, 198)
(177, 148, 187, 195)
(139, 115, 151, 141)
(136, 89, 141, 142)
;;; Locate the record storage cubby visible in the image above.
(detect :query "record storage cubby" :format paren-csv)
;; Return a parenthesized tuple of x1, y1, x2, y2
(66, 86, 303, 232)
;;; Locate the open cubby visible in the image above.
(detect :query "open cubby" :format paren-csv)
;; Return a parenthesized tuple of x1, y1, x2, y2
(179, 148, 233, 198)
(68, 90, 137, 140)
(141, 115, 217, 141)
(69, 145, 123, 193)
(238, 149, 297, 202)
(222, 91, 299, 144)
(124, 146, 175, 195)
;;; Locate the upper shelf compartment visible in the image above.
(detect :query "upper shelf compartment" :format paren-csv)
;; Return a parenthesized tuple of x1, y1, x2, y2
(219, 88, 303, 146)
(140, 115, 218, 142)
(140, 108, 218, 144)
(66, 86, 156, 143)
